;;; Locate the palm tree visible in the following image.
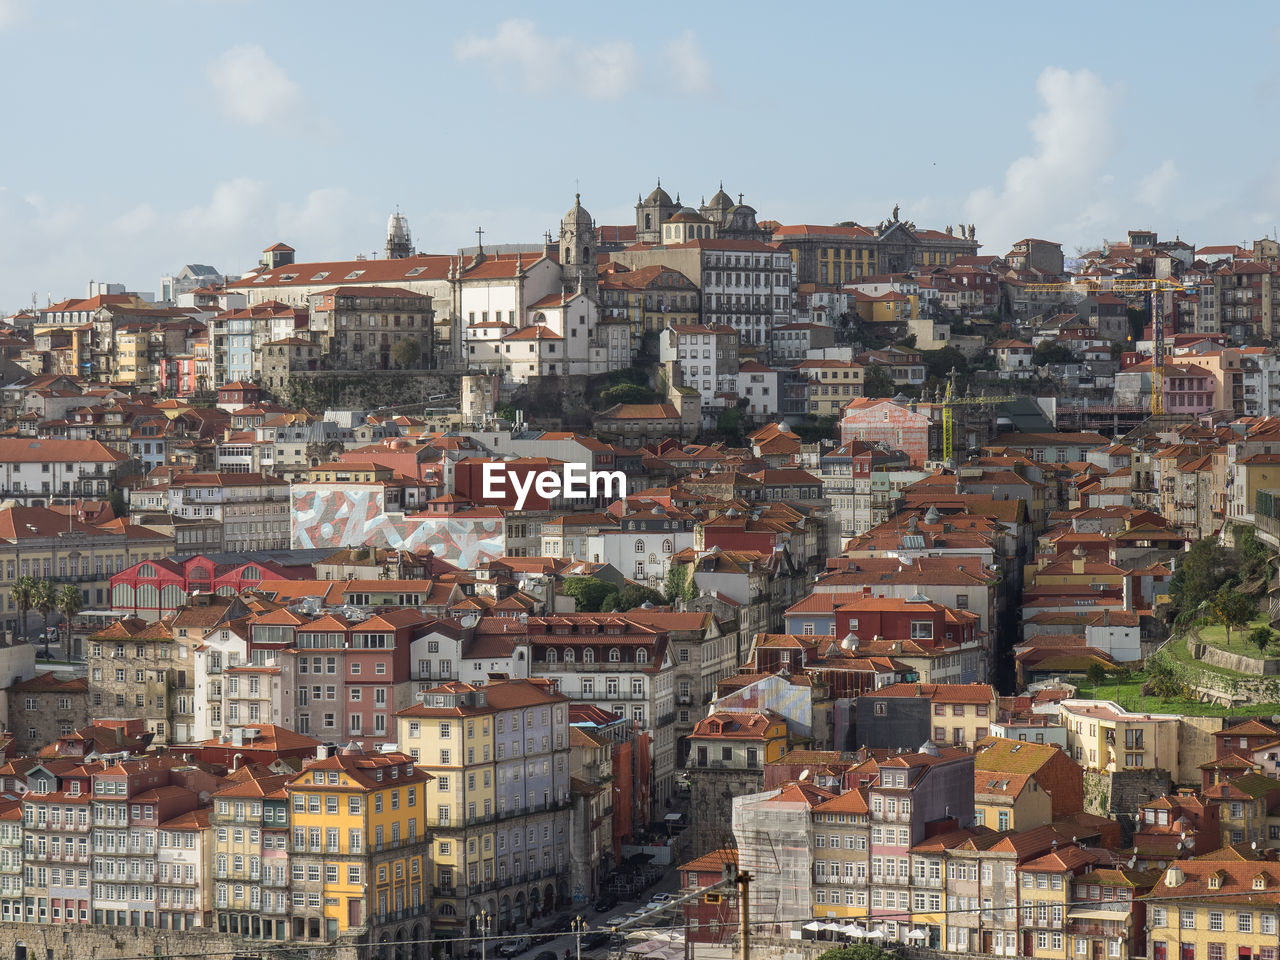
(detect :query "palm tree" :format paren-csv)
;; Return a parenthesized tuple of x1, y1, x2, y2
(11, 575, 36, 645)
(55, 584, 84, 661)
(31, 580, 55, 659)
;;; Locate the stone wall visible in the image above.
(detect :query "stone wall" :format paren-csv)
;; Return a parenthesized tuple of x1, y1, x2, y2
(1194, 644, 1280, 676)
(1082, 768, 1172, 827)
(0, 921, 367, 960)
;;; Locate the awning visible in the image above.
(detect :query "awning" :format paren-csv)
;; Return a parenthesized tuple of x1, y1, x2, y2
(1068, 909, 1128, 922)
(664, 813, 684, 822)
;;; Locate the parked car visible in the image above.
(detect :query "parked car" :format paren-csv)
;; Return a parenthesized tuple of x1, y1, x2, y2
(593, 894, 618, 913)
(581, 933, 611, 950)
(644, 893, 674, 911)
(533, 950, 558, 960)
(497, 938, 531, 957)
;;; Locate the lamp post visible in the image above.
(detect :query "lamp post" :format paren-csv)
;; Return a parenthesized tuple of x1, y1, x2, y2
(571, 915, 588, 960)
(474, 909, 492, 960)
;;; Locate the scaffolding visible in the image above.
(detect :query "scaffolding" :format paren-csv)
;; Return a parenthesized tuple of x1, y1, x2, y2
(732, 788, 814, 939)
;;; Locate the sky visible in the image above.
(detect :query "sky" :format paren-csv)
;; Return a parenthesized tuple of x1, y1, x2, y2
(3, 0, 1280, 310)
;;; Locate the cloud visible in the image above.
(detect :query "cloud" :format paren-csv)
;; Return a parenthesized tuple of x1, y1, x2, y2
(1137, 159, 1178, 208)
(0, 180, 379, 311)
(965, 67, 1117, 251)
(664, 29, 712, 95)
(455, 19, 637, 99)
(207, 44, 300, 125)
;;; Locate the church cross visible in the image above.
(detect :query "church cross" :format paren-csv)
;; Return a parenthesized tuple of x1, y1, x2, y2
(475, 227, 484, 248)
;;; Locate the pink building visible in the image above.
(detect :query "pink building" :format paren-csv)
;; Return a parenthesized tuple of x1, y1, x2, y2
(839, 397, 935, 466)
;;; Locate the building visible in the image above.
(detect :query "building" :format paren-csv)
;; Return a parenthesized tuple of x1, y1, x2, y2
(0, 438, 132, 505)
(1058, 700, 1182, 781)
(659, 324, 740, 418)
(684, 710, 788, 857)
(839, 398, 937, 467)
(161, 473, 291, 551)
(7, 672, 88, 755)
(396, 678, 572, 939)
(797, 359, 864, 417)
(524, 615, 678, 816)
(210, 769, 290, 939)
(284, 746, 433, 942)
(1146, 859, 1278, 960)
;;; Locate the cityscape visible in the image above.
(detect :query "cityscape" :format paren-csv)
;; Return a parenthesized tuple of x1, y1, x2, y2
(2, 6, 1280, 960)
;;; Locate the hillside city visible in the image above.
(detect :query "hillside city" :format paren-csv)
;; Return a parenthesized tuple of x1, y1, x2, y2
(1, 190, 1280, 960)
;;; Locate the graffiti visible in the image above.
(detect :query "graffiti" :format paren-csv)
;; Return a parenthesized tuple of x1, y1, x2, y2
(291, 488, 504, 567)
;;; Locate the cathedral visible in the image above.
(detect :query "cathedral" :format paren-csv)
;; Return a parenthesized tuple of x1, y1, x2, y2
(633, 180, 770, 245)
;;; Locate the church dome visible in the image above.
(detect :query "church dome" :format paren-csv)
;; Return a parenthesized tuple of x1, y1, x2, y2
(708, 187, 734, 209)
(564, 193, 592, 227)
(645, 183, 674, 206)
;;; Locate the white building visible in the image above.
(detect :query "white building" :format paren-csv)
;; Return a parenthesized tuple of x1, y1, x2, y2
(587, 505, 696, 585)
(162, 473, 290, 552)
(0, 439, 130, 504)
(659, 323, 740, 419)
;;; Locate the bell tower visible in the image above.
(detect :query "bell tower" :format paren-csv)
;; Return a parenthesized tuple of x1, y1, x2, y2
(560, 194, 598, 298)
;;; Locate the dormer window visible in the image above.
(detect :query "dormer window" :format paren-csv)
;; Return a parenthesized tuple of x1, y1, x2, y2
(1208, 874, 1222, 890)
(1252, 876, 1266, 890)
(608, 648, 620, 663)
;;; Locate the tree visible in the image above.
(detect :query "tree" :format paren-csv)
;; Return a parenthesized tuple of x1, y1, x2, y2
(716, 406, 744, 441)
(615, 584, 667, 611)
(561, 577, 619, 613)
(1032, 342, 1076, 367)
(1249, 625, 1274, 655)
(599, 383, 656, 406)
(862, 364, 895, 398)
(31, 579, 55, 658)
(495, 402, 518, 422)
(1145, 653, 1186, 701)
(665, 564, 697, 604)
(55, 584, 83, 661)
(391, 337, 422, 369)
(1085, 662, 1109, 692)
(1170, 536, 1230, 612)
(11, 575, 36, 644)
(1209, 586, 1257, 648)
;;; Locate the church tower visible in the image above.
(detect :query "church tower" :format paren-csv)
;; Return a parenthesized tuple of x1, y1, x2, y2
(385, 211, 414, 259)
(560, 194, 598, 298)
(635, 180, 677, 244)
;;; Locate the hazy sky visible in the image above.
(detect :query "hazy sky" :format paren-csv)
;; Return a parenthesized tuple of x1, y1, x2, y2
(3, 0, 1280, 309)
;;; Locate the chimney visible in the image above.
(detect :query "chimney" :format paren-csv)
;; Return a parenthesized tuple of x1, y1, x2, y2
(1122, 576, 1134, 613)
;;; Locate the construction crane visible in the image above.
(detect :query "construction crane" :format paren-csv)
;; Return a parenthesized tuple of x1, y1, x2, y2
(1017, 277, 1185, 416)
(939, 371, 1018, 463)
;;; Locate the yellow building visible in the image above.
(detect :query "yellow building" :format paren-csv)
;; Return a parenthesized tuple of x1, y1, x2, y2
(808, 789, 870, 920)
(285, 746, 433, 944)
(210, 768, 291, 940)
(1059, 699, 1183, 781)
(396, 678, 572, 937)
(305, 461, 394, 484)
(1146, 858, 1279, 960)
(1016, 846, 1095, 960)
(852, 290, 916, 324)
(973, 770, 1052, 833)
(795, 359, 864, 417)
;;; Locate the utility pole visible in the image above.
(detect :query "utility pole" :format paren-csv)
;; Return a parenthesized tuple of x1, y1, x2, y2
(736, 871, 752, 960)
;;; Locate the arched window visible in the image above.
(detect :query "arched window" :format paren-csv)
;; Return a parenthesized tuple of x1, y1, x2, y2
(139, 563, 156, 578)
(583, 648, 595, 664)
(563, 648, 575, 663)
(608, 648, 620, 663)
(662, 539, 673, 553)
(634, 539, 644, 553)
(546, 649, 557, 663)
(636, 649, 649, 664)
(582, 246, 590, 262)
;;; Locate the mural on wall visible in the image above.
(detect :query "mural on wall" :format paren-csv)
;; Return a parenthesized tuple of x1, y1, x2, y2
(291, 488, 504, 567)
